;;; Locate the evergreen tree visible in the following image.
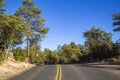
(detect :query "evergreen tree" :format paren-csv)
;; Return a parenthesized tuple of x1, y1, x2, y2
(84, 27, 113, 60)
(0, 14, 28, 58)
(15, 0, 49, 59)
(112, 13, 120, 32)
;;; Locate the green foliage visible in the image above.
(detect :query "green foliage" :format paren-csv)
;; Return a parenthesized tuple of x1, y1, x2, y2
(0, 0, 29, 61)
(84, 27, 113, 60)
(0, 0, 120, 65)
(36, 53, 45, 64)
(58, 42, 82, 63)
(0, 0, 6, 14)
(0, 52, 5, 64)
(0, 14, 28, 49)
(15, 0, 49, 58)
(13, 48, 26, 61)
(29, 45, 44, 64)
(44, 48, 59, 64)
(0, 0, 50, 64)
(29, 47, 59, 64)
(112, 13, 120, 32)
(29, 52, 36, 63)
(112, 40, 120, 56)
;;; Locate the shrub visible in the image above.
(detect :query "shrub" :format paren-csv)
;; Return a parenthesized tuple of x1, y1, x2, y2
(29, 52, 36, 63)
(0, 52, 5, 64)
(13, 48, 26, 62)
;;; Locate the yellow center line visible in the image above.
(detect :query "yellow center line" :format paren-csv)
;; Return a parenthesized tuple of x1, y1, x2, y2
(55, 65, 59, 80)
(55, 65, 62, 80)
(59, 65, 62, 80)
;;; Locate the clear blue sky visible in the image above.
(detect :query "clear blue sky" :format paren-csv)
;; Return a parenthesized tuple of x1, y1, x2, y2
(5, 0, 120, 50)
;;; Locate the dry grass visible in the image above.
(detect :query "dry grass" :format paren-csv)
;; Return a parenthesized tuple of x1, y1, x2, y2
(0, 58, 36, 80)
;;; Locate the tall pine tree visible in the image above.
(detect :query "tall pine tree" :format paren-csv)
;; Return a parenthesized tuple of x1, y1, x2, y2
(15, 0, 49, 59)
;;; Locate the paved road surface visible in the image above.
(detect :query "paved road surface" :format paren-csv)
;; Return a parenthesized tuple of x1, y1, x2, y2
(10, 65, 56, 80)
(10, 64, 120, 80)
(62, 64, 120, 80)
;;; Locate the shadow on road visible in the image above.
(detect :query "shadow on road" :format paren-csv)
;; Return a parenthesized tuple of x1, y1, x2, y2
(9, 65, 43, 80)
(8, 63, 120, 80)
(9, 64, 57, 80)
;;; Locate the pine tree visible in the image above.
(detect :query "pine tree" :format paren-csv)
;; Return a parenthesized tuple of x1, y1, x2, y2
(112, 13, 120, 32)
(15, 0, 49, 60)
(84, 27, 112, 59)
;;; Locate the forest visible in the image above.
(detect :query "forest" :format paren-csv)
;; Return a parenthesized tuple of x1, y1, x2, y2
(0, 0, 120, 64)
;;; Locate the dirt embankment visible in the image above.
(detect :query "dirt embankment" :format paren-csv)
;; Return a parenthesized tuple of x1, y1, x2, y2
(0, 59, 36, 80)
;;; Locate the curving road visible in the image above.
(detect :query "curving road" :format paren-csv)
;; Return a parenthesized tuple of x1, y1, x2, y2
(9, 64, 120, 80)
(62, 64, 120, 80)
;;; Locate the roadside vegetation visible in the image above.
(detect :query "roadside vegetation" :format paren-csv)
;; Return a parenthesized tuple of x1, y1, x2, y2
(0, 0, 120, 64)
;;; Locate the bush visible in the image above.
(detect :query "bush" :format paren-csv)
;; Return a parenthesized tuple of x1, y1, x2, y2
(29, 52, 36, 63)
(35, 53, 45, 64)
(0, 52, 5, 64)
(43, 49, 59, 64)
(13, 48, 26, 62)
(29, 51, 45, 64)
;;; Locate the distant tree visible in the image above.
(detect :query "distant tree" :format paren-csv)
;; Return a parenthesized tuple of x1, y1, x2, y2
(84, 27, 113, 60)
(112, 13, 120, 32)
(29, 45, 44, 63)
(78, 44, 88, 60)
(15, 0, 49, 60)
(57, 45, 61, 54)
(116, 40, 120, 54)
(78, 44, 85, 55)
(112, 40, 120, 56)
(60, 44, 72, 63)
(59, 42, 82, 63)
(43, 48, 58, 64)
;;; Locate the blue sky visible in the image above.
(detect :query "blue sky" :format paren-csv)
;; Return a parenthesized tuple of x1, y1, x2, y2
(5, 0, 120, 50)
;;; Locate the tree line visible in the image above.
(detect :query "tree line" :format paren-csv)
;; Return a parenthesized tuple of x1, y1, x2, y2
(57, 27, 120, 64)
(0, 0, 120, 64)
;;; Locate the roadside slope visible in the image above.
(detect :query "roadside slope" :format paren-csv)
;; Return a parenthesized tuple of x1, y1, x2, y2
(0, 59, 36, 80)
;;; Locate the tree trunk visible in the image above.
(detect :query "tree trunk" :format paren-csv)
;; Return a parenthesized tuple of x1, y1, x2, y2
(27, 35, 30, 60)
(27, 21, 31, 62)
(5, 47, 9, 60)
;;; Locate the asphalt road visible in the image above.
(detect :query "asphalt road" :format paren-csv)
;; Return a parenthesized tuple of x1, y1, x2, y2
(9, 64, 120, 80)
(10, 65, 56, 80)
(62, 64, 120, 80)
